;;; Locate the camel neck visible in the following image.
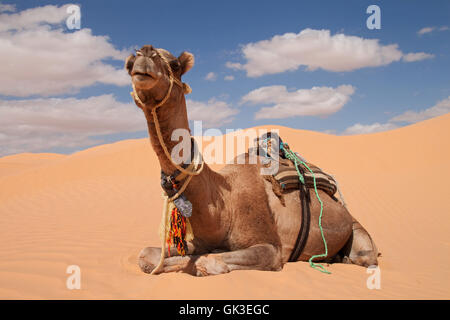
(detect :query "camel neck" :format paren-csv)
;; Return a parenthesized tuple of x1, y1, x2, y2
(142, 94, 192, 175)
(142, 94, 229, 247)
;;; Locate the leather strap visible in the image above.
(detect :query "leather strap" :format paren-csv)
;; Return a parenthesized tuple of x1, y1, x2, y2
(288, 167, 311, 262)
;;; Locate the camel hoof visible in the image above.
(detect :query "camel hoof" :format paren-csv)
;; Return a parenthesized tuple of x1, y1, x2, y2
(138, 247, 161, 274)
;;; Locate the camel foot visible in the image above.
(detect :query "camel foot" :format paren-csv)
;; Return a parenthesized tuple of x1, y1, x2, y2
(138, 247, 161, 274)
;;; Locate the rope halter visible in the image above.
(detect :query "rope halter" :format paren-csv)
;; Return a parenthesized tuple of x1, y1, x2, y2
(130, 48, 203, 178)
(130, 49, 191, 109)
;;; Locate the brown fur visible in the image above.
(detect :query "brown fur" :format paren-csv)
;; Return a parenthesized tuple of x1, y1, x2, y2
(128, 45, 379, 276)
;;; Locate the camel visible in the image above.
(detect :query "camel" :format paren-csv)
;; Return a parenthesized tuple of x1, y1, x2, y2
(125, 45, 379, 276)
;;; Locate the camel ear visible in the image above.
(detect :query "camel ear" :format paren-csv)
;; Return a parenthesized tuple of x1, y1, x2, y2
(125, 54, 136, 75)
(178, 51, 194, 75)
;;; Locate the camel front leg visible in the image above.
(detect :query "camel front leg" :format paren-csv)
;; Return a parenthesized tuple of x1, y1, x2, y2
(139, 244, 282, 276)
(194, 244, 283, 276)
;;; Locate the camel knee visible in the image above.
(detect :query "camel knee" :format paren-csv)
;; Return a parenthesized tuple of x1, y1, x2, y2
(254, 244, 283, 271)
(194, 255, 230, 276)
(340, 220, 379, 267)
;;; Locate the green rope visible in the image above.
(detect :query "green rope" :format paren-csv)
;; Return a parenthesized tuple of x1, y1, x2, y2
(283, 147, 331, 274)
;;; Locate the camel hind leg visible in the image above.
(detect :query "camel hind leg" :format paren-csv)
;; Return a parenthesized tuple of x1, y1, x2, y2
(338, 218, 379, 267)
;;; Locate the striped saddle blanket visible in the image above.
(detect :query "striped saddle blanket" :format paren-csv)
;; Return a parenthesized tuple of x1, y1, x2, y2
(274, 158, 337, 197)
(249, 132, 338, 197)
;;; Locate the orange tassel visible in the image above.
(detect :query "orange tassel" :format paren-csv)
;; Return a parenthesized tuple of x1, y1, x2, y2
(167, 206, 188, 256)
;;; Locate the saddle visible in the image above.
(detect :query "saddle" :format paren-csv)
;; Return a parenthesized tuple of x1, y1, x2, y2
(274, 158, 337, 197)
(249, 132, 340, 262)
(249, 132, 338, 197)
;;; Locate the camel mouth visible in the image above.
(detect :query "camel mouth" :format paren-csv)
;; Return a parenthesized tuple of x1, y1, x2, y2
(131, 72, 159, 88)
(131, 72, 154, 80)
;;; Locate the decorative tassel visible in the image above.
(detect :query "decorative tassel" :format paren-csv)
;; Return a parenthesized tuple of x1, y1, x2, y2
(166, 205, 194, 257)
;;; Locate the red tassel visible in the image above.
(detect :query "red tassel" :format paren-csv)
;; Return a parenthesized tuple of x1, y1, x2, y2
(167, 206, 188, 256)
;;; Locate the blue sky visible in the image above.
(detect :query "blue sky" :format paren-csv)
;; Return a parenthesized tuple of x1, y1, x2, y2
(0, 0, 449, 155)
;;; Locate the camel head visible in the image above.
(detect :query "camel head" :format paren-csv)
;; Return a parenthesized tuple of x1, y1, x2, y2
(125, 45, 194, 108)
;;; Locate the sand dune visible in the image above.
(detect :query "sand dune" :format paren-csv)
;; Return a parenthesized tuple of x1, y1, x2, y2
(0, 114, 449, 299)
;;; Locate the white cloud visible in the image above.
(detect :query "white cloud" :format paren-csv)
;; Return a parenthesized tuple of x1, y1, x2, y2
(241, 85, 355, 119)
(342, 96, 450, 135)
(225, 62, 243, 70)
(0, 3, 15, 13)
(0, 95, 145, 156)
(224, 75, 234, 81)
(417, 26, 449, 35)
(187, 98, 239, 128)
(0, 4, 129, 97)
(402, 52, 435, 62)
(204, 72, 217, 81)
(0, 4, 68, 31)
(390, 96, 450, 123)
(322, 129, 338, 135)
(417, 27, 435, 35)
(0, 94, 243, 155)
(227, 28, 434, 77)
(343, 122, 398, 135)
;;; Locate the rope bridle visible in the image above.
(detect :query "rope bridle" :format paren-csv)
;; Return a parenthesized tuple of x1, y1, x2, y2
(130, 49, 203, 182)
(130, 49, 203, 274)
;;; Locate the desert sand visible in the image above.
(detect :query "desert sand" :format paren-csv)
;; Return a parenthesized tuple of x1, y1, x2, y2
(0, 114, 449, 299)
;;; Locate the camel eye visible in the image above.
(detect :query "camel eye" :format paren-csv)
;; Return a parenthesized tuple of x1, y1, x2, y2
(170, 60, 181, 71)
(151, 52, 157, 58)
(136, 51, 143, 56)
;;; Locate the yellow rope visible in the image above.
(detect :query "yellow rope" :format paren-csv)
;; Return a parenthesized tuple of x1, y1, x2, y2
(151, 107, 204, 177)
(130, 49, 203, 274)
(151, 161, 199, 275)
(151, 194, 169, 275)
